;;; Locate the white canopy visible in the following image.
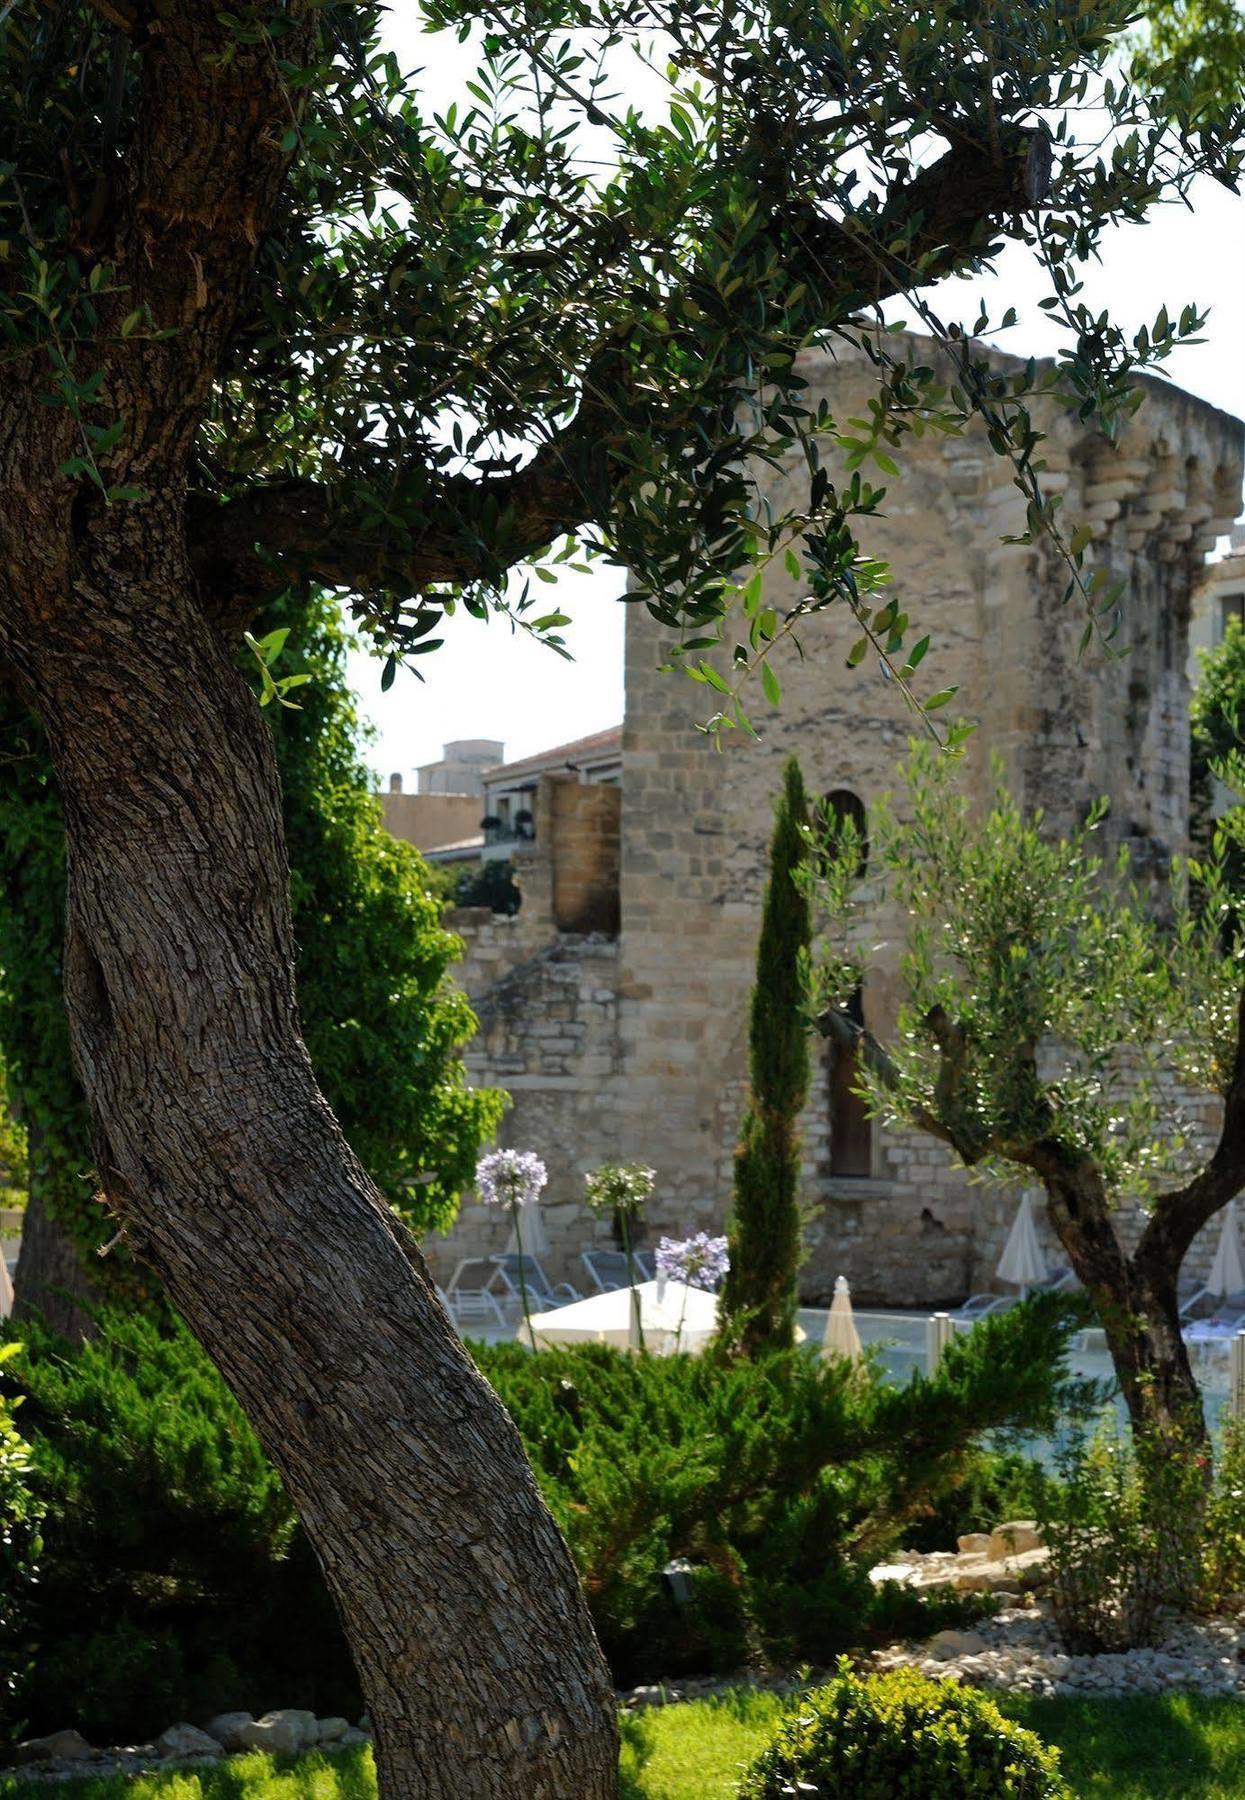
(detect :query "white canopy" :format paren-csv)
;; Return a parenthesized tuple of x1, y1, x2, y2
(1208, 1200, 1245, 1299)
(823, 1275, 863, 1362)
(996, 1191, 1048, 1295)
(517, 1279, 719, 1355)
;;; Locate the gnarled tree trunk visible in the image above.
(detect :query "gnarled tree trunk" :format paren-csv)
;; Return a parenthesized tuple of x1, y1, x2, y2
(1036, 1153, 1208, 1457)
(0, 5, 618, 1789)
(0, 539, 617, 1795)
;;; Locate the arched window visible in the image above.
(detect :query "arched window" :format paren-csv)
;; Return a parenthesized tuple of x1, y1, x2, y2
(823, 788, 868, 879)
(828, 985, 873, 1177)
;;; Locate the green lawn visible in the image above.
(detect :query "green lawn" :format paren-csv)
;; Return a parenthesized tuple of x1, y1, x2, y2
(3, 1692, 1245, 1799)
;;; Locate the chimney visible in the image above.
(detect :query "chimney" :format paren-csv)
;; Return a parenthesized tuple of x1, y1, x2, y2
(389, 772, 402, 794)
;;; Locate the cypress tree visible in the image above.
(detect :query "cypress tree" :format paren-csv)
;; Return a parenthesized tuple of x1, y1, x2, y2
(719, 755, 812, 1355)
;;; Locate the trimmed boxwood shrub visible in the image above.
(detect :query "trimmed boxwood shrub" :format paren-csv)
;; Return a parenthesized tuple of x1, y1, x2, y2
(738, 1664, 1069, 1799)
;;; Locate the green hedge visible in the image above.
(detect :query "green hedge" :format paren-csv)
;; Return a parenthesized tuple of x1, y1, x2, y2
(1, 1313, 358, 1742)
(738, 1665, 1070, 1799)
(476, 1293, 1085, 1682)
(2, 1292, 1081, 1739)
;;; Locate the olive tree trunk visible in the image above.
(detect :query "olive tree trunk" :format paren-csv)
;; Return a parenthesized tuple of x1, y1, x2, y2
(0, 518, 618, 1797)
(1035, 1154, 1208, 1457)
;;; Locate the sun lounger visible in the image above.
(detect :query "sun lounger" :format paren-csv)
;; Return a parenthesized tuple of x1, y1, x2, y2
(489, 1253, 581, 1311)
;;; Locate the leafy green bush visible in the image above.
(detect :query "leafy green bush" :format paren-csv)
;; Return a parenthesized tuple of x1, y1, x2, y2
(737, 1664, 1070, 1799)
(454, 858, 522, 915)
(1, 1312, 358, 1741)
(478, 1293, 1085, 1683)
(3, 1292, 1082, 1740)
(1041, 1417, 1206, 1653)
(0, 1344, 41, 1753)
(1203, 1413, 1245, 1609)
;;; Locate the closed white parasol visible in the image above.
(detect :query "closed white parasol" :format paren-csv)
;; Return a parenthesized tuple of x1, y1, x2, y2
(1208, 1200, 1245, 1299)
(996, 1191, 1048, 1297)
(822, 1275, 863, 1362)
(505, 1200, 551, 1260)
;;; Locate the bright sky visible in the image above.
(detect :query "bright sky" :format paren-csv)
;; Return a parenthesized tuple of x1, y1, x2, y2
(349, 17, 1245, 784)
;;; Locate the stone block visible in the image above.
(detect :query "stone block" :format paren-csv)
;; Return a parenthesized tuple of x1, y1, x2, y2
(157, 1724, 224, 1759)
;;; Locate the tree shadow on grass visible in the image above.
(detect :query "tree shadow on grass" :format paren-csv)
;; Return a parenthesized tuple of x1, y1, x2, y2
(1006, 1694, 1245, 1799)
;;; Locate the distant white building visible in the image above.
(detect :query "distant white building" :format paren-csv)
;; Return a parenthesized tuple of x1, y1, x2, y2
(415, 738, 505, 798)
(1191, 523, 1245, 681)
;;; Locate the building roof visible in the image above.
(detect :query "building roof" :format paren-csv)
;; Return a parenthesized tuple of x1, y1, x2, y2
(481, 725, 622, 785)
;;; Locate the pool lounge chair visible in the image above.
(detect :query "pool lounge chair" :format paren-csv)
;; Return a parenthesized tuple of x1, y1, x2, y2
(950, 1292, 1017, 1324)
(489, 1252, 581, 1311)
(1178, 1278, 1210, 1319)
(443, 1259, 508, 1330)
(581, 1248, 657, 1292)
(1184, 1295, 1245, 1342)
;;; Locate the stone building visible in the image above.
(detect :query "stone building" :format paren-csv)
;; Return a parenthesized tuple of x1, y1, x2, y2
(423, 336, 1244, 1307)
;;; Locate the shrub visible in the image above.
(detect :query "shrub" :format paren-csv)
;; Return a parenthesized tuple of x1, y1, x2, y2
(737, 1663, 1070, 1800)
(1203, 1413, 1245, 1609)
(1041, 1417, 1206, 1653)
(454, 859, 521, 915)
(478, 1293, 1085, 1683)
(900, 1445, 1058, 1554)
(1, 1312, 358, 1741)
(0, 1344, 41, 1753)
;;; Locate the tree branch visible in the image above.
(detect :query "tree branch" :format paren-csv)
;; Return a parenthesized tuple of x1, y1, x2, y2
(780, 126, 1051, 306)
(1136, 983, 1245, 1271)
(816, 1003, 986, 1161)
(187, 128, 1051, 614)
(189, 430, 603, 625)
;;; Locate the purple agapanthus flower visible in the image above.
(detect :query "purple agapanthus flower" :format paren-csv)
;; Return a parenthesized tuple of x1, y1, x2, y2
(655, 1232, 730, 1292)
(476, 1148, 548, 1209)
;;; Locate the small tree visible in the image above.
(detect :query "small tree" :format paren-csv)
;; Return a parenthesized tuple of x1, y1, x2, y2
(803, 745, 1245, 1461)
(720, 756, 812, 1355)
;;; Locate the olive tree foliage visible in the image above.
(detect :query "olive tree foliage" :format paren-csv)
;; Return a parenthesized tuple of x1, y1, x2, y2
(1, 0, 1239, 719)
(802, 746, 1245, 1451)
(1134, 0, 1245, 116)
(0, 1057, 25, 1214)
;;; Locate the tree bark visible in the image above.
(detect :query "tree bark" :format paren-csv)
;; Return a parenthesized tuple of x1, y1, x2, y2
(1031, 1151, 1208, 1455)
(0, 526, 618, 1796)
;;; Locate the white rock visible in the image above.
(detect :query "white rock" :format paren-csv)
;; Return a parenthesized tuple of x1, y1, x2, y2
(16, 1730, 93, 1764)
(204, 1714, 255, 1752)
(337, 1728, 371, 1747)
(316, 1718, 351, 1743)
(956, 1533, 992, 1555)
(927, 1629, 988, 1660)
(235, 1714, 307, 1756)
(156, 1724, 223, 1759)
(988, 1521, 1043, 1559)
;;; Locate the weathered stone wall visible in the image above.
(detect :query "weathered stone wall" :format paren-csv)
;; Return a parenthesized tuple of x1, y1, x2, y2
(423, 904, 625, 1294)
(430, 334, 1244, 1308)
(379, 789, 480, 852)
(547, 778, 621, 935)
